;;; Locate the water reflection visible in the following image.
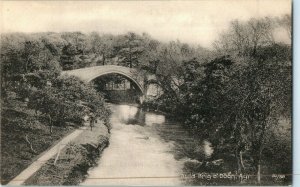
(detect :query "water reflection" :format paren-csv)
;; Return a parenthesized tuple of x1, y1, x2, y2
(114, 104, 165, 126)
(114, 105, 145, 125)
(116, 105, 139, 124)
(145, 113, 165, 126)
(203, 140, 214, 158)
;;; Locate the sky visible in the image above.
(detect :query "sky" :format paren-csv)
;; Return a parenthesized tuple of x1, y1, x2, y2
(1, 0, 291, 48)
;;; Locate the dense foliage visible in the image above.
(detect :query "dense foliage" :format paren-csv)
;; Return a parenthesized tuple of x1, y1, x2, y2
(1, 31, 110, 183)
(1, 33, 110, 129)
(143, 15, 291, 185)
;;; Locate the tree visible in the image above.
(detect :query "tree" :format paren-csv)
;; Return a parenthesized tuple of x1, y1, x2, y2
(28, 76, 110, 132)
(1, 35, 61, 100)
(60, 43, 79, 70)
(209, 16, 291, 183)
(1, 32, 110, 134)
(90, 32, 115, 65)
(185, 54, 291, 184)
(151, 41, 201, 106)
(213, 17, 275, 57)
(276, 14, 291, 39)
(61, 32, 89, 54)
(114, 32, 145, 68)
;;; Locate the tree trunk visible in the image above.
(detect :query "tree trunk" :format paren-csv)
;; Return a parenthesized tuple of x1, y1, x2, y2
(102, 53, 106, 65)
(25, 134, 37, 154)
(129, 45, 132, 68)
(48, 114, 53, 134)
(240, 151, 245, 170)
(257, 160, 261, 184)
(236, 149, 242, 174)
(256, 145, 264, 184)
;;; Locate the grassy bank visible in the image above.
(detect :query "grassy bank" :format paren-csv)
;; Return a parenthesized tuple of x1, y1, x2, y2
(24, 120, 110, 185)
(1, 99, 75, 184)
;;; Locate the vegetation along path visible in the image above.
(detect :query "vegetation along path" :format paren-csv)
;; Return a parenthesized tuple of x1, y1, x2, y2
(24, 120, 109, 185)
(7, 120, 110, 185)
(7, 127, 86, 185)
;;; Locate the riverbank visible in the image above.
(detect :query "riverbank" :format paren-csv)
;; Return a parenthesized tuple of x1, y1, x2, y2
(141, 101, 292, 185)
(24, 120, 110, 185)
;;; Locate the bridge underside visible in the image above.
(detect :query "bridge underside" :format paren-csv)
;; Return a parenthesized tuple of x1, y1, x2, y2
(62, 65, 146, 103)
(92, 74, 144, 104)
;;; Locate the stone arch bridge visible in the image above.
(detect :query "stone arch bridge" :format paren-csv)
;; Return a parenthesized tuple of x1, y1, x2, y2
(62, 65, 148, 103)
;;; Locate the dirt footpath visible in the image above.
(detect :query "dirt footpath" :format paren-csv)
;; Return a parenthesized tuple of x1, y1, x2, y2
(23, 121, 110, 185)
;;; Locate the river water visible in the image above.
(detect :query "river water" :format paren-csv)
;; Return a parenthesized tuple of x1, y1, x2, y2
(81, 104, 212, 186)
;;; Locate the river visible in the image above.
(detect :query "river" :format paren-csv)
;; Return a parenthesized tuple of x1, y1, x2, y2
(81, 104, 213, 186)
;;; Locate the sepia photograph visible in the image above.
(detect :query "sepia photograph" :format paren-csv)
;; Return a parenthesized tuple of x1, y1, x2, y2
(0, 0, 292, 186)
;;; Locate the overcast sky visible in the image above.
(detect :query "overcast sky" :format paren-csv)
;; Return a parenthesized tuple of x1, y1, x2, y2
(1, 0, 291, 48)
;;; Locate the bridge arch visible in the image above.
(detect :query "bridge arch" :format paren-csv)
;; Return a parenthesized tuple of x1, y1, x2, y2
(89, 71, 144, 94)
(62, 65, 145, 95)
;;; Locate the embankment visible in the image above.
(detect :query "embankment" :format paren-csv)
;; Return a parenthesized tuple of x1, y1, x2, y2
(1, 100, 75, 184)
(24, 120, 110, 185)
